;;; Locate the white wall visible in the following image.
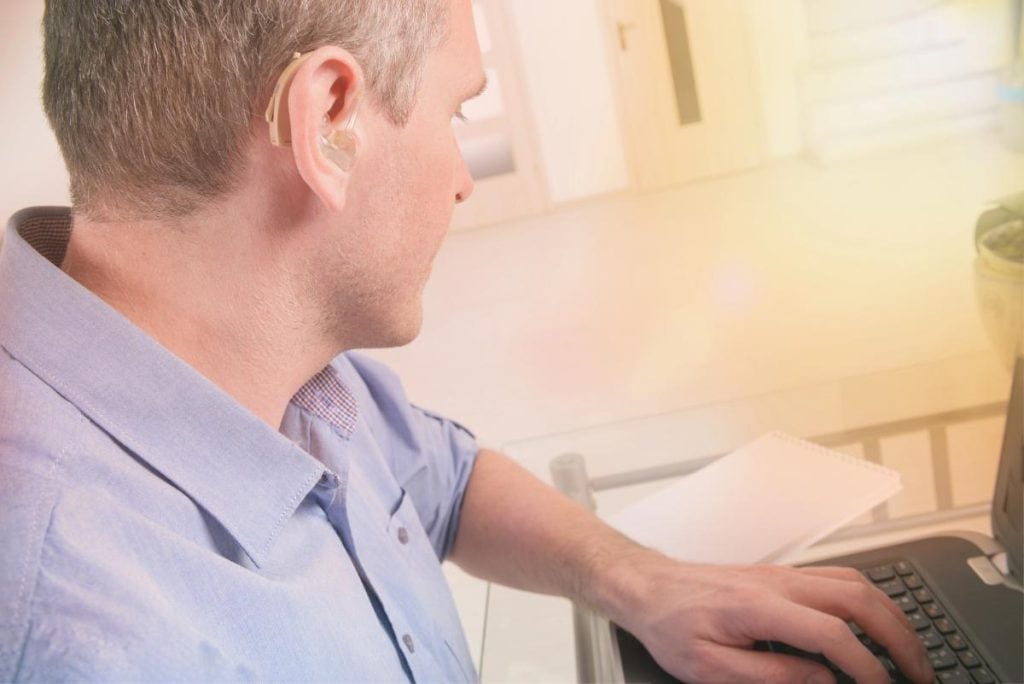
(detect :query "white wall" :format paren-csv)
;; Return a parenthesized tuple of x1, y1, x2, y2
(505, 0, 631, 205)
(0, 2, 70, 221)
(744, 0, 809, 160)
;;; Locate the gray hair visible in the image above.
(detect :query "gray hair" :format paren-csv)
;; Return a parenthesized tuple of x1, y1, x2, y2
(42, 0, 450, 219)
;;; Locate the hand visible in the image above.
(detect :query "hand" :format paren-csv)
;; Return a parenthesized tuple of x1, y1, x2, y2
(604, 556, 934, 684)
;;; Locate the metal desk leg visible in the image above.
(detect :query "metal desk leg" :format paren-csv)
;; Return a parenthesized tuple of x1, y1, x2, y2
(551, 454, 626, 683)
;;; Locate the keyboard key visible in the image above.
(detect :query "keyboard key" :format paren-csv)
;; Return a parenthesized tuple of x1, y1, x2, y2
(907, 611, 930, 631)
(894, 561, 914, 576)
(934, 617, 956, 634)
(901, 573, 923, 590)
(867, 564, 896, 582)
(958, 650, 981, 669)
(878, 579, 907, 597)
(858, 635, 884, 655)
(918, 629, 944, 649)
(912, 588, 934, 604)
(936, 668, 974, 684)
(893, 594, 916, 613)
(928, 647, 958, 670)
(945, 633, 967, 651)
(924, 602, 945, 619)
(970, 666, 995, 683)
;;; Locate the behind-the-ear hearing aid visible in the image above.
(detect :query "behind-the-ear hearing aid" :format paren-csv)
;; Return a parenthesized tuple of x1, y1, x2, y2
(265, 51, 362, 173)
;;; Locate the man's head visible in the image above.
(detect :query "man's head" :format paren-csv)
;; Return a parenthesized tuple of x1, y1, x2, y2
(43, 0, 484, 350)
(43, 0, 451, 217)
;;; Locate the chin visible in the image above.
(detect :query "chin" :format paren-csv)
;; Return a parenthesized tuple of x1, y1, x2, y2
(389, 319, 422, 348)
(363, 303, 424, 350)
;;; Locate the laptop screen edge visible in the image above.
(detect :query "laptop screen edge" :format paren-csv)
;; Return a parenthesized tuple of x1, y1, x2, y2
(991, 356, 1023, 582)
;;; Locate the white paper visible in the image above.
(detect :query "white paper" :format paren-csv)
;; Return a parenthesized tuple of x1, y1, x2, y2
(607, 432, 902, 565)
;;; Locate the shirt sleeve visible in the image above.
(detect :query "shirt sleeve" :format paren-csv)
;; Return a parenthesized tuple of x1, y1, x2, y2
(338, 352, 480, 561)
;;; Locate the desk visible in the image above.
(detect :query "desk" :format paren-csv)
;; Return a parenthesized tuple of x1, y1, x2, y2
(479, 353, 1013, 683)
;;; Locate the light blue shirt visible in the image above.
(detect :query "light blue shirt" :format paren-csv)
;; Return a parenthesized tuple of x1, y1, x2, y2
(0, 207, 480, 682)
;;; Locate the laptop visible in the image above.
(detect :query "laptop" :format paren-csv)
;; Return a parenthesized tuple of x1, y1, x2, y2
(614, 357, 1024, 684)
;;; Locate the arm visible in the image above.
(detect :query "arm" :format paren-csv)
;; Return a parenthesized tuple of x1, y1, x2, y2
(449, 449, 933, 684)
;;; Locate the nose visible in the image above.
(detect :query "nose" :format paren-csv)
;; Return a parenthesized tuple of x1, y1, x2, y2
(454, 155, 475, 204)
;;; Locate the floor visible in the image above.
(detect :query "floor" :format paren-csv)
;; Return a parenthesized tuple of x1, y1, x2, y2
(361, 131, 1024, 674)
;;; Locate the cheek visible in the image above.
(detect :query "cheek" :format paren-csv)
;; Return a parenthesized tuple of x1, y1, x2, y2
(394, 127, 462, 238)
(351, 127, 458, 272)
(403, 127, 461, 206)
(346, 114, 461, 252)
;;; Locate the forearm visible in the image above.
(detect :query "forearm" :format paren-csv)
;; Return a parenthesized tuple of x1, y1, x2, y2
(448, 448, 662, 625)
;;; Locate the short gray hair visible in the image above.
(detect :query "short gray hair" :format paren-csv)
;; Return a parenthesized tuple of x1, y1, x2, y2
(42, 0, 450, 219)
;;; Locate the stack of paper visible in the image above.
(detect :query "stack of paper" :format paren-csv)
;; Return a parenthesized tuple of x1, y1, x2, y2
(608, 432, 902, 565)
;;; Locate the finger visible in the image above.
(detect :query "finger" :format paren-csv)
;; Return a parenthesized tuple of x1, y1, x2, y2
(687, 643, 837, 684)
(798, 568, 913, 631)
(787, 573, 931, 683)
(797, 566, 913, 631)
(744, 594, 889, 684)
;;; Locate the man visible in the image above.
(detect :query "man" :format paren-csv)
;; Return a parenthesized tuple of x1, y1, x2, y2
(0, 1, 933, 682)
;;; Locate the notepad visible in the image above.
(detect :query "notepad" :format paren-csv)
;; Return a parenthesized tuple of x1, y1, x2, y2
(607, 432, 902, 565)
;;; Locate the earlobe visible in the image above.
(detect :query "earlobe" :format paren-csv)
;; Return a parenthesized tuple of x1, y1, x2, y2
(265, 48, 364, 213)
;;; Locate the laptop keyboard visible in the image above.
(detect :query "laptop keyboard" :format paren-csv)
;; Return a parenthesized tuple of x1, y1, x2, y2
(756, 560, 999, 683)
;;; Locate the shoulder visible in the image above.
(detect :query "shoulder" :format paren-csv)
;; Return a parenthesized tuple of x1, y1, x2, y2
(0, 347, 96, 680)
(0, 460, 62, 681)
(334, 354, 479, 560)
(336, 352, 475, 437)
(335, 352, 406, 412)
(333, 351, 418, 444)
(0, 346, 92, 479)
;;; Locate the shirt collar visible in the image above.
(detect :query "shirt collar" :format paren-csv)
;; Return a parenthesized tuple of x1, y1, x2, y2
(0, 207, 329, 568)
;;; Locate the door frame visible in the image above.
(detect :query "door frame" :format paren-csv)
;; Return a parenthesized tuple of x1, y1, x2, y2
(450, 1, 549, 231)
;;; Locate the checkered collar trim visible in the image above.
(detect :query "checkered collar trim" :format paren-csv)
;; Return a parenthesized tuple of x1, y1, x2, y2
(291, 364, 358, 439)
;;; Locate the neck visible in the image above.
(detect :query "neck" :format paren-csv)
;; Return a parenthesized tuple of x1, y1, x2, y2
(61, 202, 337, 430)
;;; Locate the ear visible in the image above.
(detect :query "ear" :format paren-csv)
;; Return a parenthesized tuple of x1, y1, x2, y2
(285, 47, 365, 213)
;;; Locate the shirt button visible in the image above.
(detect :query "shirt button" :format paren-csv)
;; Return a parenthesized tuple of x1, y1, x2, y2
(402, 633, 415, 653)
(319, 472, 340, 489)
(397, 527, 409, 545)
